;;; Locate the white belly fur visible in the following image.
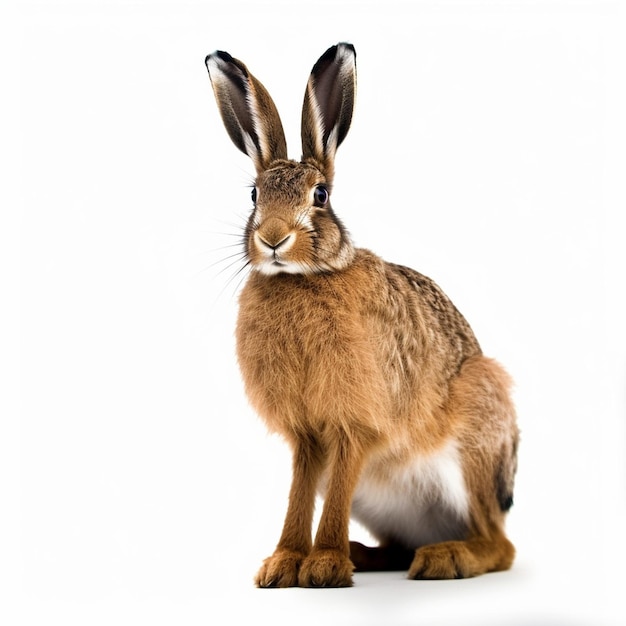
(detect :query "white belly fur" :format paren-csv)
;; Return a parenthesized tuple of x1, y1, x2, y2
(350, 440, 470, 547)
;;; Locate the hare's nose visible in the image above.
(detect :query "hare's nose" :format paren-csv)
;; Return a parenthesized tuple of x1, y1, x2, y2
(255, 232, 294, 251)
(254, 218, 295, 252)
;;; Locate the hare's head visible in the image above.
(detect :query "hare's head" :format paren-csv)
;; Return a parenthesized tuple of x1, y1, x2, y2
(205, 44, 356, 275)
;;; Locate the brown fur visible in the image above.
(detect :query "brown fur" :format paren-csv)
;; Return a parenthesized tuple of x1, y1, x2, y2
(205, 43, 519, 587)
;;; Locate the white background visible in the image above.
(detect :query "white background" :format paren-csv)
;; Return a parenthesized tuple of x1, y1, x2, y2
(4, 0, 626, 624)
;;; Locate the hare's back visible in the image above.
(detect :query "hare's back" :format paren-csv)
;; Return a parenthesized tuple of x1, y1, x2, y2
(385, 261, 481, 361)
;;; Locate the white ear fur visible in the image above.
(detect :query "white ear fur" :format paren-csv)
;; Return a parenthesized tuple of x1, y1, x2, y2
(305, 81, 327, 164)
(206, 51, 287, 173)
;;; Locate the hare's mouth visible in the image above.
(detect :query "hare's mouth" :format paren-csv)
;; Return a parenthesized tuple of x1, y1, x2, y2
(254, 257, 310, 276)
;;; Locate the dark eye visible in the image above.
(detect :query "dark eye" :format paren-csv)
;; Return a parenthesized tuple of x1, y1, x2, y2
(314, 185, 329, 207)
(251, 187, 257, 204)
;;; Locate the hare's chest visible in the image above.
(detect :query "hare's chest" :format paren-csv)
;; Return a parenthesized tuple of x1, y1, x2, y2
(237, 280, 388, 432)
(236, 281, 365, 427)
(237, 280, 355, 368)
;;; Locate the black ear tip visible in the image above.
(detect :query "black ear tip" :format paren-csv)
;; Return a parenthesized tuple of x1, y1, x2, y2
(337, 42, 356, 57)
(205, 50, 234, 68)
(332, 42, 356, 64)
(215, 50, 234, 63)
(312, 42, 356, 76)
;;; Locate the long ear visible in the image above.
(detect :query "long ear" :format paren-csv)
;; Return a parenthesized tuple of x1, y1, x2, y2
(301, 43, 356, 182)
(205, 51, 288, 173)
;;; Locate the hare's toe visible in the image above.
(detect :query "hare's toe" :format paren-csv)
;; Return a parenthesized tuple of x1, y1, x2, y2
(408, 542, 478, 580)
(298, 549, 354, 588)
(255, 549, 305, 588)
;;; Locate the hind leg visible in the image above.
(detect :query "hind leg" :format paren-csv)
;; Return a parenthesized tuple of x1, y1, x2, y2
(408, 530, 515, 579)
(408, 356, 518, 580)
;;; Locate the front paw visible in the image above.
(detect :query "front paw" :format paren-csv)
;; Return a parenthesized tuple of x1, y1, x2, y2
(298, 549, 354, 588)
(255, 549, 305, 588)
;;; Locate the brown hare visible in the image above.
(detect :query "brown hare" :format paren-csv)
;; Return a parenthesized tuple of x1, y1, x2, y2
(205, 43, 518, 588)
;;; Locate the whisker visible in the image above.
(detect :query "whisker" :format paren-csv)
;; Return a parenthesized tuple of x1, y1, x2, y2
(231, 263, 251, 295)
(209, 231, 245, 239)
(198, 250, 247, 275)
(211, 253, 248, 278)
(213, 241, 246, 251)
(190, 241, 244, 261)
(214, 259, 251, 303)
